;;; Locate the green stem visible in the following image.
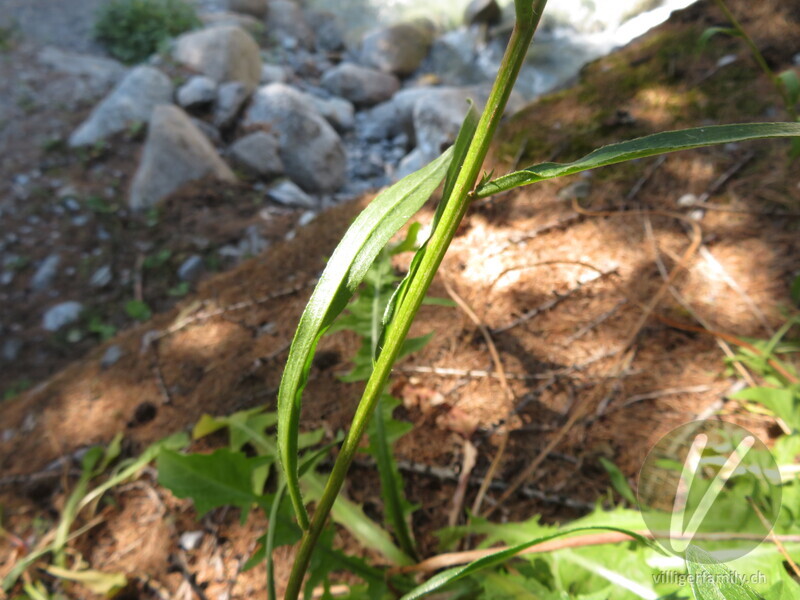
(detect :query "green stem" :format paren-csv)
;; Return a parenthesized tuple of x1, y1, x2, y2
(283, 2, 548, 598)
(713, 0, 797, 121)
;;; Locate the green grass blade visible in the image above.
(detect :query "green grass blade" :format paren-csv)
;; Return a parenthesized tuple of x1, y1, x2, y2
(278, 149, 454, 529)
(686, 545, 763, 599)
(475, 122, 800, 198)
(398, 526, 661, 599)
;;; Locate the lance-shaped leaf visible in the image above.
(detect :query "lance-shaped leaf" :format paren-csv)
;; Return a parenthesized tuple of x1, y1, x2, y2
(475, 122, 800, 198)
(278, 149, 454, 529)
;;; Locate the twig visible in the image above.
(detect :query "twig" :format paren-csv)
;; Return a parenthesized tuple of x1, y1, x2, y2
(564, 299, 627, 344)
(625, 155, 666, 202)
(606, 385, 714, 413)
(151, 342, 172, 405)
(397, 365, 552, 380)
(747, 497, 800, 578)
(491, 268, 618, 335)
(387, 529, 800, 577)
(490, 213, 583, 256)
(134, 253, 145, 303)
(449, 440, 477, 527)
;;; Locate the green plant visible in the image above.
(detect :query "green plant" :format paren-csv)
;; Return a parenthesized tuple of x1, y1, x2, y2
(93, 0, 200, 64)
(124, 299, 152, 321)
(273, 1, 800, 597)
(701, 0, 800, 157)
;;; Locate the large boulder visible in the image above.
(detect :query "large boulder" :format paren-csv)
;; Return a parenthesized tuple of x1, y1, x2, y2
(69, 66, 172, 147)
(265, 0, 315, 50)
(360, 19, 436, 76)
(306, 10, 346, 52)
(427, 28, 484, 86)
(173, 25, 262, 92)
(198, 11, 264, 36)
(320, 63, 399, 107)
(129, 105, 235, 210)
(244, 83, 346, 193)
(38, 46, 126, 96)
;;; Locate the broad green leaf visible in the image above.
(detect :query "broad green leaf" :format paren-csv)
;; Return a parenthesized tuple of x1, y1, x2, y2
(731, 387, 800, 431)
(475, 123, 800, 198)
(399, 526, 661, 599)
(599, 457, 638, 505)
(45, 566, 127, 597)
(157, 448, 267, 521)
(302, 472, 413, 566)
(278, 148, 454, 528)
(685, 545, 763, 600)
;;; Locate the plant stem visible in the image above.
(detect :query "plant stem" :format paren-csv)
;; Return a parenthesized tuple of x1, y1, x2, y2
(713, 0, 797, 121)
(283, 2, 548, 597)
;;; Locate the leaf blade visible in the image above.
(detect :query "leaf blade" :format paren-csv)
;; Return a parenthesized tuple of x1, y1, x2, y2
(475, 122, 800, 198)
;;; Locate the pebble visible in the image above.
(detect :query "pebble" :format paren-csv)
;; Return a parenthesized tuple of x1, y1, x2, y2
(266, 180, 316, 209)
(2, 338, 23, 362)
(100, 345, 123, 369)
(89, 265, 113, 288)
(677, 193, 698, 207)
(179, 530, 204, 551)
(42, 301, 84, 331)
(30, 254, 61, 292)
(177, 254, 205, 282)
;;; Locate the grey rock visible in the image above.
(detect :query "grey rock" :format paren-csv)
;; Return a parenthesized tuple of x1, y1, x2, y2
(310, 95, 355, 132)
(214, 81, 250, 128)
(464, 0, 501, 25)
(306, 10, 346, 52)
(2, 338, 23, 362)
(265, 0, 315, 50)
(89, 264, 113, 288)
(244, 83, 345, 193)
(100, 345, 123, 369)
(427, 29, 483, 86)
(191, 118, 222, 145)
(199, 11, 264, 35)
(226, 0, 268, 18)
(412, 88, 478, 160)
(30, 254, 61, 292)
(0, 271, 14, 286)
(177, 254, 205, 282)
(173, 26, 262, 92)
(129, 105, 236, 210)
(321, 63, 399, 107)
(177, 76, 217, 108)
(69, 66, 173, 147)
(677, 193, 698, 207)
(360, 19, 436, 76)
(42, 301, 84, 331)
(394, 148, 427, 180)
(38, 46, 126, 94)
(260, 64, 289, 84)
(266, 180, 316, 209)
(229, 132, 284, 179)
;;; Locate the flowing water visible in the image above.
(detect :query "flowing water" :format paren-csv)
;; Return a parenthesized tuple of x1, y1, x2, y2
(306, 0, 698, 98)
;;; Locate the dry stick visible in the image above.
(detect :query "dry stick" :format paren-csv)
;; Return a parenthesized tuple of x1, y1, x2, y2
(747, 497, 800, 579)
(490, 213, 583, 256)
(441, 278, 516, 518)
(626, 155, 667, 203)
(388, 529, 800, 577)
(483, 201, 704, 518)
(564, 298, 628, 344)
(397, 365, 553, 380)
(449, 440, 478, 527)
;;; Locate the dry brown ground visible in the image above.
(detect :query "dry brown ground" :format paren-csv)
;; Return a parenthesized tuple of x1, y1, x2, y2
(1, 0, 799, 597)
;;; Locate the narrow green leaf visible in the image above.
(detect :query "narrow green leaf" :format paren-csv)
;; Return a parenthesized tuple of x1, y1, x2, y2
(278, 149, 454, 528)
(302, 472, 413, 566)
(778, 69, 800, 108)
(399, 526, 662, 599)
(599, 457, 638, 505)
(698, 26, 741, 49)
(475, 123, 800, 198)
(685, 545, 763, 600)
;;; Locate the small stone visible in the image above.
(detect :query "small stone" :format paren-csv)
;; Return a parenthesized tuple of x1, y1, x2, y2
(0, 271, 14, 286)
(191, 118, 222, 145)
(360, 19, 436, 76)
(173, 26, 262, 92)
(89, 265, 113, 288)
(321, 63, 399, 107)
(229, 132, 284, 179)
(677, 193, 698, 207)
(266, 180, 316, 209)
(30, 254, 61, 292)
(101, 345, 123, 369)
(63, 197, 81, 212)
(310, 95, 355, 132)
(1, 430, 15, 443)
(297, 211, 316, 227)
(177, 76, 217, 109)
(179, 530, 204, 551)
(716, 54, 737, 68)
(265, 0, 315, 50)
(2, 338, 23, 362)
(177, 254, 205, 282)
(42, 301, 84, 331)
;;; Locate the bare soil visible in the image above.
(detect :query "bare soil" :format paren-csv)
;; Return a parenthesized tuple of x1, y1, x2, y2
(1, 0, 799, 597)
